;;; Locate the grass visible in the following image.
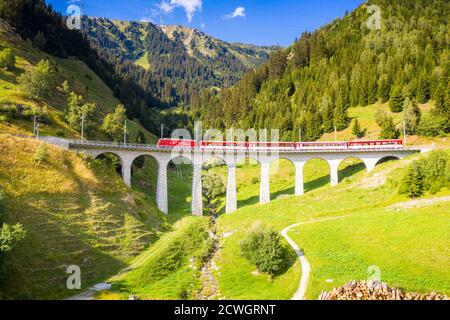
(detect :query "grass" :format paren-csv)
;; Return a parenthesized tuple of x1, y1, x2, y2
(134, 52, 151, 70)
(210, 151, 449, 299)
(105, 216, 212, 300)
(0, 135, 166, 299)
(290, 204, 450, 299)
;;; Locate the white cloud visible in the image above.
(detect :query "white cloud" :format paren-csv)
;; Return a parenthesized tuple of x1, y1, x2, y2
(158, 0, 202, 22)
(140, 16, 155, 23)
(224, 6, 246, 19)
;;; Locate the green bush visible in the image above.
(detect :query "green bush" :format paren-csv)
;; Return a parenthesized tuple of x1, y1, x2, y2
(33, 143, 49, 165)
(240, 226, 288, 276)
(418, 116, 449, 137)
(0, 105, 17, 121)
(0, 48, 15, 70)
(399, 151, 450, 197)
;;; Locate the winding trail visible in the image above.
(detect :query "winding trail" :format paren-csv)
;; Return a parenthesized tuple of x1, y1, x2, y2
(281, 216, 346, 300)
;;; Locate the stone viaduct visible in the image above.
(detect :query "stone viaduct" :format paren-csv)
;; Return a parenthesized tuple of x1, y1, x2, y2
(57, 139, 421, 216)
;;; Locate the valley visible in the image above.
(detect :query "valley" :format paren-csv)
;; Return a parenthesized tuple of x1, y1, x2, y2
(0, 0, 448, 303)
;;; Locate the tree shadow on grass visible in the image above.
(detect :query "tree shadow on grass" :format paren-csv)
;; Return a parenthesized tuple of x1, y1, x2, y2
(339, 162, 366, 182)
(271, 186, 295, 200)
(304, 174, 330, 193)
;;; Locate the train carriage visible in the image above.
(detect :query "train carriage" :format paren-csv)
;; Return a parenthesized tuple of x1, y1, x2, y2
(157, 139, 404, 150)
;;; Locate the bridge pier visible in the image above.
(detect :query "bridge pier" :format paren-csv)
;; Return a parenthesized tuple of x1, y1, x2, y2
(156, 159, 169, 214)
(329, 159, 340, 186)
(294, 161, 305, 196)
(192, 163, 203, 216)
(260, 162, 271, 204)
(226, 164, 237, 214)
(122, 158, 132, 188)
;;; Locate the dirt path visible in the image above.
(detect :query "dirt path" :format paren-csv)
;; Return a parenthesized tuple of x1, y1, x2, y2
(387, 196, 450, 210)
(281, 216, 347, 300)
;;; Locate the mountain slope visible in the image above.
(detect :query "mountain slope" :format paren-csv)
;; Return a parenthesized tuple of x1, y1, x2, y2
(0, 18, 156, 142)
(82, 18, 277, 108)
(194, 0, 449, 142)
(0, 135, 166, 299)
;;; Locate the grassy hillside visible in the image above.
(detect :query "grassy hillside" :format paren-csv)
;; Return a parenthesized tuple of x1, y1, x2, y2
(291, 204, 450, 299)
(210, 151, 449, 299)
(320, 101, 449, 146)
(0, 19, 156, 143)
(0, 135, 166, 299)
(94, 150, 448, 300)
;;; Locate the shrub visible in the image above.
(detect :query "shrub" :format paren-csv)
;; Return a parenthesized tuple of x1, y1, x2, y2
(0, 223, 26, 253)
(418, 116, 449, 137)
(0, 104, 17, 120)
(0, 48, 15, 70)
(399, 151, 450, 197)
(380, 117, 400, 139)
(55, 129, 65, 137)
(33, 143, 49, 165)
(240, 226, 288, 276)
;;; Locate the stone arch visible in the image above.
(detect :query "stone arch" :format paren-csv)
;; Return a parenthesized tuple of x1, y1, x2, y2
(167, 155, 194, 215)
(94, 152, 124, 177)
(202, 156, 229, 215)
(269, 157, 296, 199)
(130, 153, 159, 195)
(303, 157, 331, 193)
(337, 157, 367, 183)
(235, 156, 261, 208)
(375, 155, 401, 167)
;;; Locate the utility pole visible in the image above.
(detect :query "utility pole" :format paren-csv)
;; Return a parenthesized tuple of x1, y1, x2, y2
(299, 127, 302, 142)
(334, 126, 338, 142)
(161, 123, 164, 140)
(81, 112, 85, 141)
(124, 120, 127, 146)
(403, 121, 407, 146)
(36, 123, 40, 140)
(33, 116, 38, 136)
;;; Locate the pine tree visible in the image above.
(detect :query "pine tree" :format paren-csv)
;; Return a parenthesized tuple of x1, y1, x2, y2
(432, 81, 448, 118)
(403, 98, 421, 135)
(401, 162, 424, 198)
(32, 31, 46, 50)
(389, 86, 404, 113)
(416, 74, 430, 103)
(380, 116, 400, 139)
(333, 103, 350, 131)
(351, 118, 363, 138)
(377, 74, 391, 103)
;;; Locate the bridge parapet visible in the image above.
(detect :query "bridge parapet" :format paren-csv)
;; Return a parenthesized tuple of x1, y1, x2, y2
(40, 137, 423, 216)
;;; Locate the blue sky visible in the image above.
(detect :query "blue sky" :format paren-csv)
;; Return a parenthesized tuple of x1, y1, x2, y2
(46, 0, 364, 46)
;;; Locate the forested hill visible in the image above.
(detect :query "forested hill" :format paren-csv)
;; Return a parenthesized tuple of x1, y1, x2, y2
(194, 0, 450, 142)
(81, 18, 277, 109)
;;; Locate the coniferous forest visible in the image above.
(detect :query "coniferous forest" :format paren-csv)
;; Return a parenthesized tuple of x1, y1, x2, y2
(0, 0, 449, 140)
(193, 0, 450, 141)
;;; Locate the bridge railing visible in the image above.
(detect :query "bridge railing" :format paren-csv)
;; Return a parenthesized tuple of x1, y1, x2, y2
(66, 139, 420, 153)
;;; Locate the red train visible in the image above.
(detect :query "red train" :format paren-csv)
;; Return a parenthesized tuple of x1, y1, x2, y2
(157, 139, 404, 150)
